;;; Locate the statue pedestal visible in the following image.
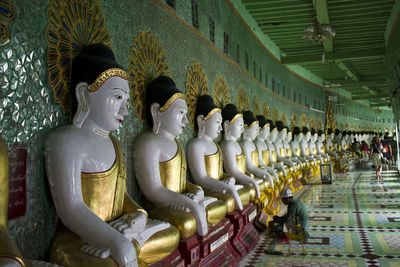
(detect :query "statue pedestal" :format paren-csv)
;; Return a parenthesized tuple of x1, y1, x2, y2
(292, 170, 303, 191)
(149, 248, 185, 267)
(178, 218, 239, 267)
(226, 203, 259, 258)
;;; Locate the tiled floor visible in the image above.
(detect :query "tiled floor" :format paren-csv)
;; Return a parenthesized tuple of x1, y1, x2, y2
(239, 163, 400, 267)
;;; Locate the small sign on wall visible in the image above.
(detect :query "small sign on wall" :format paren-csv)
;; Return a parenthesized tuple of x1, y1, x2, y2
(7, 146, 27, 219)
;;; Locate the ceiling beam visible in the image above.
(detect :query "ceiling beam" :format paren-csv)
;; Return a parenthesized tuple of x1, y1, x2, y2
(352, 94, 390, 100)
(330, 79, 387, 87)
(370, 103, 390, 107)
(335, 60, 360, 81)
(281, 48, 384, 64)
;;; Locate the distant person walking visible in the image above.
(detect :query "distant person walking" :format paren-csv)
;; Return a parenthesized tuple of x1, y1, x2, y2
(370, 136, 383, 182)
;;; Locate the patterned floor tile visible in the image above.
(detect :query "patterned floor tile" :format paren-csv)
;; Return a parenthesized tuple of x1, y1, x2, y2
(238, 166, 400, 267)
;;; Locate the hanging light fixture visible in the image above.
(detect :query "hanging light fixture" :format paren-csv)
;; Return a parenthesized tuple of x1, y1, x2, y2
(302, 19, 336, 43)
(323, 61, 341, 89)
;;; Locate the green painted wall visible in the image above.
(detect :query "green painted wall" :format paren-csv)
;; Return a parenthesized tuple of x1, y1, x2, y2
(0, 0, 394, 260)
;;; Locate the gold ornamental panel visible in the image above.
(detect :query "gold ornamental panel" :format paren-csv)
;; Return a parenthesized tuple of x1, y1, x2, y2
(236, 87, 249, 112)
(272, 106, 279, 123)
(129, 30, 171, 124)
(281, 112, 287, 125)
(325, 101, 335, 130)
(263, 103, 270, 119)
(186, 62, 209, 129)
(309, 117, 315, 130)
(213, 75, 230, 109)
(317, 118, 323, 131)
(0, 0, 14, 45)
(253, 97, 260, 116)
(290, 113, 298, 132)
(345, 123, 349, 130)
(300, 113, 307, 128)
(46, 0, 111, 114)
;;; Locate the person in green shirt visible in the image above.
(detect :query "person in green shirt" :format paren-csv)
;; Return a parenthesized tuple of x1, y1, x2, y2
(272, 188, 310, 242)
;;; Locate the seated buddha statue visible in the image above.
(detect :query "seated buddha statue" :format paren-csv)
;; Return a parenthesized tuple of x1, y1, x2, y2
(290, 127, 309, 165)
(300, 127, 317, 165)
(283, 127, 304, 169)
(0, 136, 25, 267)
(334, 129, 344, 154)
(239, 111, 274, 189)
(219, 104, 273, 223)
(134, 76, 227, 239)
(308, 128, 323, 164)
(187, 95, 251, 213)
(254, 115, 279, 183)
(316, 130, 330, 162)
(45, 44, 179, 267)
(266, 122, 290, 177)
(274, 121, 296, 170)
(326, 128, 338, 158)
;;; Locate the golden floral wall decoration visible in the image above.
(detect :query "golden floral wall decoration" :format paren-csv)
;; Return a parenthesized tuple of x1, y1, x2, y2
(300, 113, 308, 128)
(236, 87, 249, 112)
(213, 75, 230, 109)
(272, 106, 279, 123)
(128, 30, 171, 124)
(309, 116, 315, 130)
(291, 113, 298, 132)
(46, 0, 111, 114)
(281, 112, 287, 125)
(253, 97, 260, 116)
(263, 103, 271, 120)
(317, 118, 323, 131)
(186, 62, 209, 129)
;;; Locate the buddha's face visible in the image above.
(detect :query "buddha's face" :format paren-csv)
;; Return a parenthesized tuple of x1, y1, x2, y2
(303, 132, 311, 142)
(330, 133, 334, 140)
(270, 128, 278, 142)
(87, 76, 129, 132)
(312, 134, 318, 142)
(278, 129, 287, 141)
(204, 112, 223, 139)
(286, 132, 292, 143)
(229, 117, 244, 140)
(258, 126, 269, 140)
(158, 98, 188, 137)
(318, 134, 325, 142)
(246, 123, 259, 140)
(295, 133, 303, 143)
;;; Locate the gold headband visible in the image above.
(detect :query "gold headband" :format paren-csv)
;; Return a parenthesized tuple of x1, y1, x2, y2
(204, 108, 221, 120)
(247, 120, 259, 129)
(87, 68, 129, 92)
(261, 123, 270, 130)
(159, 92, 186, 112)
(279, 128, 287, 133)
(230, 113, 243, 124)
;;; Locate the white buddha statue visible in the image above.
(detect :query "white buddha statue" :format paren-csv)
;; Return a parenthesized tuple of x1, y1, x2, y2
(254, 116, 279, 184)
(316, 130, 330, 162)
(187, 95, 252, 213)
(265, 122, 288, 177)
(219, 104, 273, 223)
(134, 76, 227, 240)
(274, 121, 296, 170)
(283, 128, 303, 169)
(334, 129, 343, 153)
(290, 127, 309, 166)
(239, 111, 274, 189)
(45, 45, 179, 267)
(326, 128, 338, 158)
(308, 128, 323, 163)
(300, 127, 317, 165)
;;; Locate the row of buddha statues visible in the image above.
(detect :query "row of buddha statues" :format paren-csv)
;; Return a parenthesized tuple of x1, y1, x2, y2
(0, 44, 361, 267)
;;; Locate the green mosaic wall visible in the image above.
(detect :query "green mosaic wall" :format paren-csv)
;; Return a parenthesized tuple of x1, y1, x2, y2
(0, 0, 394, 260)
(386, 10, 400, 123)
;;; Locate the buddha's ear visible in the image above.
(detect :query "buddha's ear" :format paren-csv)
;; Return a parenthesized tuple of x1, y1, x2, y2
(197, 115, 205, 138)
(223, 120, 230, 139)
(150, 102, 161, 134)
(73, 82, 90, 128)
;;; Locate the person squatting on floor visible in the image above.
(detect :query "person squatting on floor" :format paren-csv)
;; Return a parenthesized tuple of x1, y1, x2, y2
(271, 189, 310, 243)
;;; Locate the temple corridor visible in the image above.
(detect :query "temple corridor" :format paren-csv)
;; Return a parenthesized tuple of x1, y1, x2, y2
(240, 166, 400, 267)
